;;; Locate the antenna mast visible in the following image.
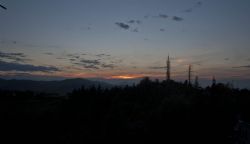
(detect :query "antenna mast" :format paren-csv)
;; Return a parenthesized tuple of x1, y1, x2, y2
(166, 55, 170, 81)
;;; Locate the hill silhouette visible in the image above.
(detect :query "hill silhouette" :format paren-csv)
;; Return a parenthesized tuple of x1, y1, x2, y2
(1, 77, 250, 143)
(0, 78, 112, 95)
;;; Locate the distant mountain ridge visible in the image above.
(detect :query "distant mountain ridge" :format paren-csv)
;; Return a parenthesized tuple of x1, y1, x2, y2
(88, 78, 142, 86)
(0, 78, 112, 95)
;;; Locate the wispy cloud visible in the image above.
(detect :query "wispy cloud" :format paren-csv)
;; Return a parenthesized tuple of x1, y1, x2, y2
(160, 28, 165, 32)
(135, 20, 141, 24)
(0, 4, 7, 10)
(148, 66, 166, 70)
(115, 21, 142, 32)
(0, 60, 59, 72)
(44, 52, 54, 55)
(233, 65, 250, 69)
(183, 1, 203, 13)
(74, 58, 117, 70)
(132, 28, 139, 32)
(127, 20, 135, 24)
(158, 14, 168, 19)
(101, 63, 115, 69)
(144, 15, 149, 19)
(95, 54, 111, 58)
(183, 8, 193, 13)
(74, 61, 99, 69)
(80, 59, 101, 65)
(66, 53, 81, 59)
(63, 52, 121, 70)
(0, 40, 61, 49)
(115, 22, 130, 30)
(172, 16, 184, 21)
(195, 1, 203, 8)
(127, 20, 141, 24)
(0, 51, 26, 58)
(0, 51, 30, 62)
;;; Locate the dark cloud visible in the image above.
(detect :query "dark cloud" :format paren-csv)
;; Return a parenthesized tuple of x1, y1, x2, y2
(128, 20, 135, 24)
(148, 66, 166, 70)
(192, 61, 203, 66)
(233, 65, 250, 69)
(0, 51, 30, 62)
(195, 1, 203, 7)
(0, 40, 60, 49)
(172, 16, 184, 21)
(84, 65, 99, 69)
(95, 54, 111, 58)
(136, 20, 141, 24)
(74, 62, 99, 70)
(183, 1, 202, 13)
(160, 28, 165, 32)
(110, 59, 123, 64)
(73, 62, 99, 70)
(66, 53, 80, 59)
(158, 14, 168, 19)
(224, 58, 229, 61)
(115, 22, 130, 30)
(80, 59, 101, 65)
(101, 63, 115, 69)
(63, 52, 121, 70)
(127, 20, 141, 24)
(0, 60, 59, 72)
(73, 58, 120, 70)
(44, 52, 54, 55)
(132, 66, 137, 69)
(56, 57, 66, 60)
(132, 28, 139, 32)
(183, 8, 193, 13)
(73, 59, 101, 70)
(0, 51, 26, 58)
(0, 4, 7, 10)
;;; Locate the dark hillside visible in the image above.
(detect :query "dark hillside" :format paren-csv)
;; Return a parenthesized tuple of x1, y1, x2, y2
(1, 78, 250, 143)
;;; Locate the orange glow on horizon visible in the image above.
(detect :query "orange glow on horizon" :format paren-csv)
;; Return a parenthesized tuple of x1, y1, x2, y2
(109, 74, 144, 79)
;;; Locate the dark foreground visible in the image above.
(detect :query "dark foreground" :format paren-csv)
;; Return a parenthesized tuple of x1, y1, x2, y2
(1, 78, 250, 143)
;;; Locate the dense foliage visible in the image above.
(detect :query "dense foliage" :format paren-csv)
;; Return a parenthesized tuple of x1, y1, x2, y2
(1, 78, 250, 143)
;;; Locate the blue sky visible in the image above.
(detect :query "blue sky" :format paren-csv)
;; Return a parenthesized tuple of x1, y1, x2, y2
(0, 0, 250, 86)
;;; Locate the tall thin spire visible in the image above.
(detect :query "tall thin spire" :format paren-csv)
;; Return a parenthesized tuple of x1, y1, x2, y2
(166, 54, 170, 81)
(188, 64, 192, 85)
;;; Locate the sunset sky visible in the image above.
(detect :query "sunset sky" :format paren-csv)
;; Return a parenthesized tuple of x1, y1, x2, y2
(0, 0, 250, 84)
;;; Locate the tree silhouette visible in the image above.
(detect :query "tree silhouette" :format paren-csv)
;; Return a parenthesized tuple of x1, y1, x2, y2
(0, 78, 250, 143)
(194, 76, 199, 88)
(212, 76, 216, 87)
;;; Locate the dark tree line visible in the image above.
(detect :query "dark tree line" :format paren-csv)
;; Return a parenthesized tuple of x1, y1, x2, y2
(1, 77, 250, 143)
